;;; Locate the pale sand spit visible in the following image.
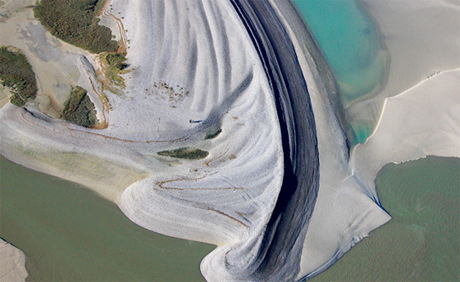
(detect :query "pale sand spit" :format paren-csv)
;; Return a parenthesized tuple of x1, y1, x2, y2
(0, 239, 27, 282)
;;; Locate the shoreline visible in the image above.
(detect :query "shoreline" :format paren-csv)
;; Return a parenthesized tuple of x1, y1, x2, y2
(270, 1, 390, 279)
(271, 0, 460, 280)
(0, 238, 28, 282)
(347, 0, 460, 142)
(1, 0, 459, 281)
(2, 0, 286, 280)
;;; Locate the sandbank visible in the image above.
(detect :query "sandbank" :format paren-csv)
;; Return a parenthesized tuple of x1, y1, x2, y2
(1, 0, 284, 279)
(0, 239, 28, 282)
(347, 0, 460, 134)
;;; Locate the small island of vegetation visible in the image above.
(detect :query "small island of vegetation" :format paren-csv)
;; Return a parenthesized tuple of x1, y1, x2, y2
(158, 147, 209, 160)
(62, 86, 97, 127)
(0, 46, 38, 107)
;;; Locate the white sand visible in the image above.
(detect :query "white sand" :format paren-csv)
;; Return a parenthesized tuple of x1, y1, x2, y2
(347, 0, 460, 133)
(1, 0, 459, 281)
(1, 0, 284, 279)
(0, 239, 27, 282)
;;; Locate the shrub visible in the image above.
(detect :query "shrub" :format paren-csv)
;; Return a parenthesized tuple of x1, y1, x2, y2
(33, 0, 118, 53)
(157, 147, 209, 160)
(62, 86, 97, 127)
(0, 46, 38, 106)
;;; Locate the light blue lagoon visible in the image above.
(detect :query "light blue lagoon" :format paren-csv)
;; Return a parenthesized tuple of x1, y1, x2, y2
(292, 0, 386, 105)
(292, 0, 387, 144)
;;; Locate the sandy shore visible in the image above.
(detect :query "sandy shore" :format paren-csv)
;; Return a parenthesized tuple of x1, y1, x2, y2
(271, 0, 460, 279)
(347, 0, 460, 136)
(0, 239, 28, 282)
(1, 0, 459, 281)
(1, 0, 284, 279)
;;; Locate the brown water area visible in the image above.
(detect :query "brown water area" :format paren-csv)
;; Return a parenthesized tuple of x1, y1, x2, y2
(0, 156, 215, 281)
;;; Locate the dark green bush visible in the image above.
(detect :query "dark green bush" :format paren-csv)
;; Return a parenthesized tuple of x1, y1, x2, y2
(158, 147, 209, 160)
(0, 46, 38, 106)
(62, 86, 97, 127)
(33, 0, 118, 53)
(105, 53, 128, 70)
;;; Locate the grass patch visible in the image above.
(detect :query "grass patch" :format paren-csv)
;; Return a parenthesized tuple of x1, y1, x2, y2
(33, 0, 118, 54)
(101, 53, 128, 88)
(101, 53, 128, 89)
(157, 147, 209, 160)
(62, 86, 97, 127)
(105, 53, 128, 70)
(0, 46, 38, 106)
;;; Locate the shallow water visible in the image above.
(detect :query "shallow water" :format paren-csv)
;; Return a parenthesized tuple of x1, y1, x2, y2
(312, 156, 460, 281)
(0, 156, 214, 281)
(292, 0, 385, 105)
(292, 0, 387, 144)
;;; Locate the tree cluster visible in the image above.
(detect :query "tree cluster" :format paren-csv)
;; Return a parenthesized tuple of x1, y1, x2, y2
(62, 86, 97, 127)
(0, 47, 38, 106)
(34, 0, 118, 54)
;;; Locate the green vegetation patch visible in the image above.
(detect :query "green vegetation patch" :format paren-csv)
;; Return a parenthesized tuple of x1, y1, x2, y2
(157, 147, 209, 160)
(102, 53, 128, 89)
(33, 0, 118, 54)
(0, 46, 38, 106)
(105, 53, 127, 70)
(62, 86, 97, 127)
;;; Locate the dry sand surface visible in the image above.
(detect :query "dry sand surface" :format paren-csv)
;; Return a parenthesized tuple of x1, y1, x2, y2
(1, 0, 459, 281)
(0, 239, 27, 282)
(348, 0, 460, 133)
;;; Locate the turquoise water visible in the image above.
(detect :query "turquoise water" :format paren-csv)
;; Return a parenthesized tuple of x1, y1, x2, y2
(312, 156, 460, 281)
(292, 0, 387, 144)
(292, 0, 386, 105)
(0, 156, 214, 281)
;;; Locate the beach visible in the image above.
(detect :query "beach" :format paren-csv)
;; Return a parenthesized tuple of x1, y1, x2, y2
(0, 239, 27, 282)
(1, 0, 459, 281)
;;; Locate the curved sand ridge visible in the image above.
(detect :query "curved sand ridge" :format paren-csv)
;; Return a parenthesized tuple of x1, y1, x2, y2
(1, 0, 460, 281)
(0, 0, 285, 280)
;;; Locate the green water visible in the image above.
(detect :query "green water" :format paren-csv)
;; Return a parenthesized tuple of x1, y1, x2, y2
(292, 0, 387, 144)
(0, 156, 215, 281)
(312, 156, 460, 281)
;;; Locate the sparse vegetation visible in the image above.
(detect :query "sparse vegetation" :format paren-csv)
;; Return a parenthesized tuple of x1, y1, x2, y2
(153, 80, 190, 107)
(204, 127, 222, 140)
(0, 46, 38, 106)
(33, 0, 118, 54)
(62, 86, 97, 127)
(102, 53, 128, 89)
(157, 147, 209, 160)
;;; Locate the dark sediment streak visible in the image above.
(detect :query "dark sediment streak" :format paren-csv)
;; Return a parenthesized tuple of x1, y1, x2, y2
(228, 1, 320, 280)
